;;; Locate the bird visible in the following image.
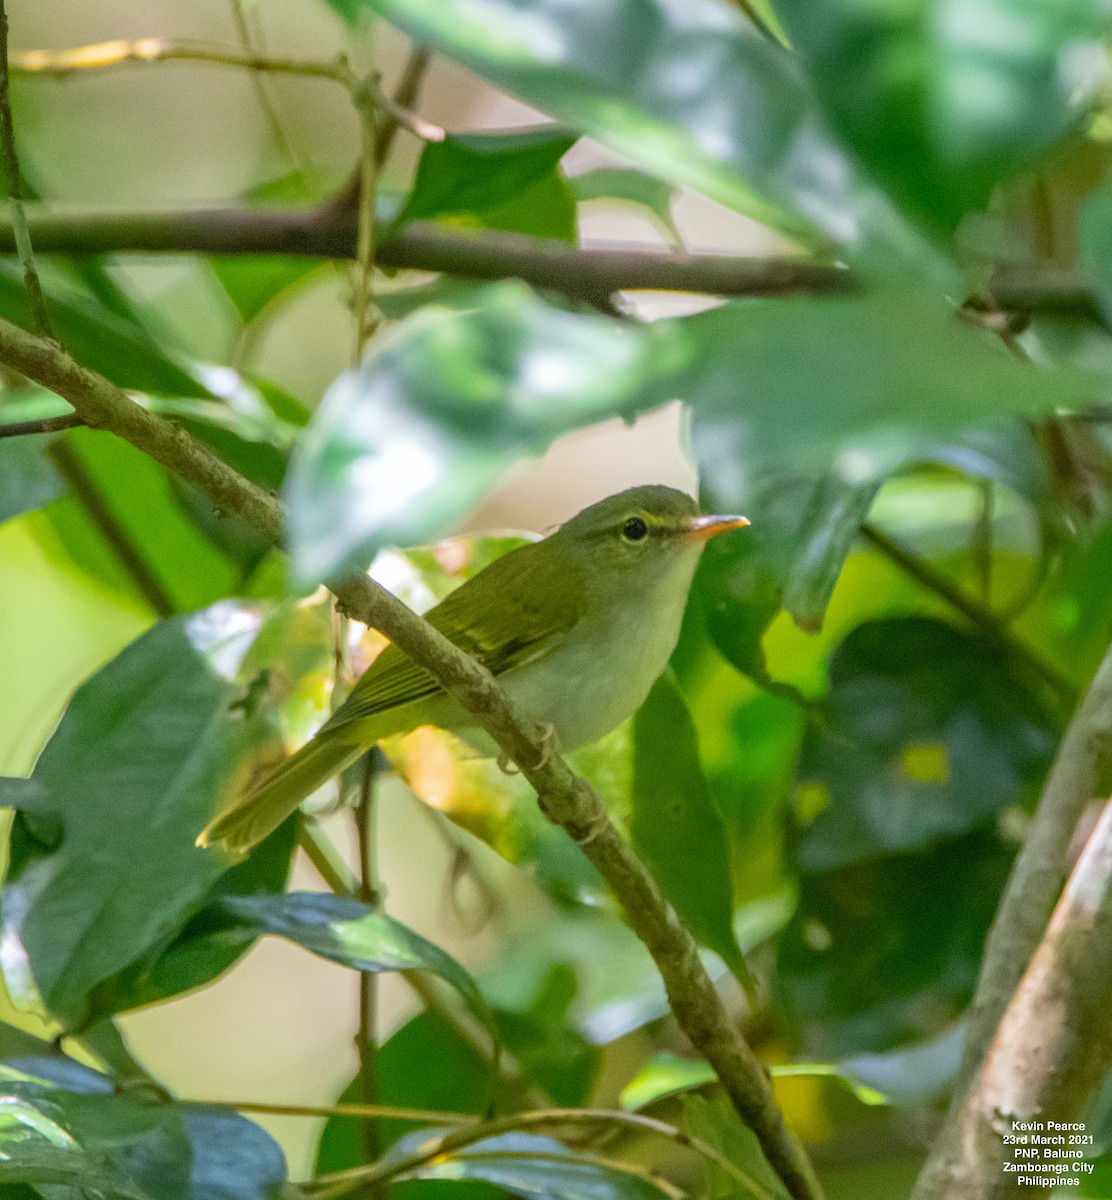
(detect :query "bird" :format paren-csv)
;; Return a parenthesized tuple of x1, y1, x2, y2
(198, 485, 749, 854)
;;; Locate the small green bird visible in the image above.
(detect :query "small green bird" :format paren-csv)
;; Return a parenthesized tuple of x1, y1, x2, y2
(199, 485, 748, 853)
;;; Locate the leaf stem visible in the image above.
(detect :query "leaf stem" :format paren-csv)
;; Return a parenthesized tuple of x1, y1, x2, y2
(0, 0, 51, 339)
(0, 411, 82, 437)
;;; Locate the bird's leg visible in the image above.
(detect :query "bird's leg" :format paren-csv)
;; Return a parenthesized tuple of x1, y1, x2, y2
(496, 723, 558, 775)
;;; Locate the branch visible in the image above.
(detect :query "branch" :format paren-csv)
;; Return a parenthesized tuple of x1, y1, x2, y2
(912, 641, 1112, 1200)
(918, 796, 1112, 1199)
(0, 0, 51, 337)
(0, 204, 1095, 315)
(0, 314, 825, 1200)
(0, 411, 83, 437)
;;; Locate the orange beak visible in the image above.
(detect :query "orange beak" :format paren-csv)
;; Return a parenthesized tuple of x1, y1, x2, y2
(686, 513, 751, 542)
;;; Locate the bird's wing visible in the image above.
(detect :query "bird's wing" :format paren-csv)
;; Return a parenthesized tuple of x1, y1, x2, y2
(325, 543, 583, 732)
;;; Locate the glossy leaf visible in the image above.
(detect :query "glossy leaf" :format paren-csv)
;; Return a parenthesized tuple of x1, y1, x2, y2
(795, 617, 1057, 871)
(285, 283, 683, 582)
(680, 1093, 791, 1200)
(212, 892, 491, 1030)
(0, 607, 263, 1026)
(631, 674, 749, 986)
(385, 1129, 672, 1200)
(780, 0, 1107, 233)
(0, 264, 210, 399)
(401, 128, 578, 241)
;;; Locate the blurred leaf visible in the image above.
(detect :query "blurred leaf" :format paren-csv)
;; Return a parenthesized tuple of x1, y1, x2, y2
(318, 1010, 496, 1200)
(43, 429, 243, 613)
(837, 1023, 963, 1106)
(285, 283, 683, 582)
(0, 264, 211, 399)
(178, 1107, 287, 1200)
(210, 892, 491, 1031)
(697, 475, 877, 682)
(1082, 174, 1112, 329)
(778, 829, 1013, 1054)
(620, 1052, 716, 1110)
(0, 434, 63, 523)
(795, 617, 1057, 870)
(688, 293, 1095, 495)
(210, 256, 321, 326)
(0, 607, 264, 1026)
(780, 0, 1106, 233)
(571, 168, 680, 241)
(401, 129, 577, 242)
(680, 1093, 791, 1200)
(384, 1129, 673, 1200)
(631, 674, 749, 987)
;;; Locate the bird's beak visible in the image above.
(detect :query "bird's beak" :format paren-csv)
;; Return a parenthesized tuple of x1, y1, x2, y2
(685, 514, 750, 542)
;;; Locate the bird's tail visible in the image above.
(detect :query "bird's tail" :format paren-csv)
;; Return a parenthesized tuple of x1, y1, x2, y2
(197, 731, 364, 854)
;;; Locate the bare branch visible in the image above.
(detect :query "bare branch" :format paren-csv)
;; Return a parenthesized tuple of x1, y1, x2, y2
(0, 411, 82, 437)
(0, 313, 825, 1200)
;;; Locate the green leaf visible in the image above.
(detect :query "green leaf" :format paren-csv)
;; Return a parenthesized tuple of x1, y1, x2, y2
(212, 892, 492, 1033)
(401, 128, 578, 241)
(210, 256, 321, 326)
(317, 1010, 496, 1200)
(620, 1052, 716, 1110)
(0, 435, 63, 524)
(0, 264, 211, 399)
(1080, 174, 1112, 328)
(385, 1129, 673, 1200)
(779, 0, 1106, 234)
(343, 0, 925, 254)
(631, 675, 749, 988)
(571, 168, 680, 241)
(687, 292, 1095, 490)
(0, 607, 264, 1026)
(795, 617, 1057, 870)
(285, 283, 684, 582)
(680, 1093, 791, 1200)
(778, 829, 1014, 1053)
(42, 428, 243, 613)
(84, 817, 298, 1020)
(697, 474, 877, 682)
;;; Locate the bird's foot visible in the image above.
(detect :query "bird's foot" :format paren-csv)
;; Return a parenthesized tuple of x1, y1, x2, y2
(496, 723, 558, 775)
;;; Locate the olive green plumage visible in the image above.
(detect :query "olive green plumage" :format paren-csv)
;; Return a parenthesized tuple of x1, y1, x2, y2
(199, 485, 747, 853)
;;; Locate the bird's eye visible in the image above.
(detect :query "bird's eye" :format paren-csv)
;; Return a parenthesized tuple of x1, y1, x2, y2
(622, 516, 649, 542)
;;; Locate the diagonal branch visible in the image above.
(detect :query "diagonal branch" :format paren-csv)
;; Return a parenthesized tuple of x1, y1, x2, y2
(0, 312, 825, 1200)
(918, 795, 1112, 1199)
(912, 641, 1112, 1200)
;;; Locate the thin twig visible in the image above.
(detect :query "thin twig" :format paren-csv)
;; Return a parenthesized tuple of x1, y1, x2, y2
(860, 522, 1074, 702)
(376, 46, 432, 169)
(181, 1098, 472, 1124)
(47, 437, 175, 618)
(352, 76, 382, 362)
(0, 0, 51, 338)
(0, 411, 82, 437)
(0, 313, 825, 1200)
(355, 754, 382, 1184)
(912, 644, 1112, 1200)
(299, 823, 359, 896)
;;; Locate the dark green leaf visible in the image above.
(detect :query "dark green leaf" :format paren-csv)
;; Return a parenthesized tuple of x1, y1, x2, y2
(1081, 174, 1112, 328)
(386, 1130, 672, 1200)
(680, 1093, 791, 1200)
(317, 1010, 496, 1200)
(0, 264, 210, 399)
(212, 893, 491, 1032)
(401, 128, 577, 241)
(698, 474, 877, 682)
(285, 283, 683, 582)
(179, 1107, 287, 1200)
(778, 829, 1014, 1053)
(780, 0, 1106, 233)
(631, 675, 748, 986)
(795, 617, 1057, 870)
(0, 434, 63, 524)
(0, 608, 263, 1025)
